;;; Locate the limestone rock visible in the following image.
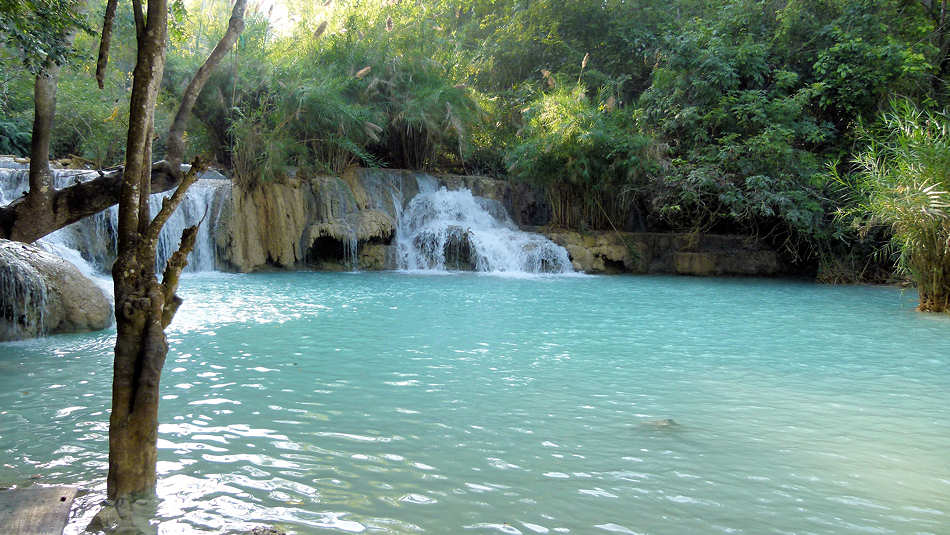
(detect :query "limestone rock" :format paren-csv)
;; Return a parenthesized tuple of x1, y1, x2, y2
(358, 243, 391, 271)
(539, 229, 784, 276)
(0, 239, 112, 341)
(543, 231, 639, 273)
(224, 170, 416, 272)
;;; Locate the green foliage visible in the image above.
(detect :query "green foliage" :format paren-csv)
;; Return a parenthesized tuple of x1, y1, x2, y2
(0, 118, 29, 155)
(803, 1, 935, 127)
(229, 95, 299, 187)
(635, 0, 938, 259)
(178, 2, 483, 180)
(838, 100, 950, 310)
(508, 83, 657, 228)
(0, 0, 89, 73)
(52, 73, 129, 166)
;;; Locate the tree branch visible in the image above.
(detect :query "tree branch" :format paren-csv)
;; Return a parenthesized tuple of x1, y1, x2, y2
(159, 224, 199, 328)
(95, 0, 119, 89)
(146, 158, 203, 246)
(0, 161, 181, 243)
(165, 0, 246, 166)
(132, 0, 145, 42)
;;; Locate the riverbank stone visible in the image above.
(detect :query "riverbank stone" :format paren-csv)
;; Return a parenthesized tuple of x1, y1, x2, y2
(0, 239, 112, 341)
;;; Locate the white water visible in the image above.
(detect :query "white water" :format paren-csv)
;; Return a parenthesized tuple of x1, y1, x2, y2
(395, 177, 573, 274)
(0, 162, 229, 280)
(3, 161, 570, 277)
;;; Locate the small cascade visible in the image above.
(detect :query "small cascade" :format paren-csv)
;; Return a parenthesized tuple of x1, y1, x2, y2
(0, 243, 49, 340)
(0, 161, 230, 277)
(310, 177, 361, 270)
(395, 183, 573, 274)
(308, 171, 414, 271)
(152, 178, 230, 273)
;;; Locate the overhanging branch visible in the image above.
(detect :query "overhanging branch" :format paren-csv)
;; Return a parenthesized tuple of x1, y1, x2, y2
(146, 158, 203, 245)
(0, 161, 181, 243)
(165, 0, 246, 165)
(95, 0, 119, 89)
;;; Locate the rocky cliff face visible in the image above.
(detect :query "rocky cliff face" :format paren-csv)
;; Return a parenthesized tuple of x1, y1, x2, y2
(220, 169, 787, 276)
(540, 230, 785, 275)
(0, 240, 112, 341)
(222, 169, 424, 272)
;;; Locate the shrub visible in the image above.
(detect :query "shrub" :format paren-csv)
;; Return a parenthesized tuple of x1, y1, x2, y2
(507, 82, 658, 229)
(839, 100, 950, 312)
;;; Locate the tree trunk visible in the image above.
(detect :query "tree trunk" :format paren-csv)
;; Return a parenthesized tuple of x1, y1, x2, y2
(101, 0, 246, 509)
(9, 57, 64, 243)
(107, 0, 171, 502)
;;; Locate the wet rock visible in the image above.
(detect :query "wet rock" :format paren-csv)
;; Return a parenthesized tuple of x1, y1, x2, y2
(358, 243, 391, 271)
(0, 239, 112, 341)
(249, 527, 286, 535)
(541, 230, 785, 276)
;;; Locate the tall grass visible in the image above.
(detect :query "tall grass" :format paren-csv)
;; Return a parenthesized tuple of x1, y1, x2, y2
(843, 100, 950, 312)
(506, 82, 658, 229)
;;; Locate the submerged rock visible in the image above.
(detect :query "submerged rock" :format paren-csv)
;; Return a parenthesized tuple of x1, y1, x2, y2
(643, 418, 678, 428)
(0, 239, 112, 341)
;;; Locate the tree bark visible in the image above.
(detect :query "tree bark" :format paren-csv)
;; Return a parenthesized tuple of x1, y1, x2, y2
(103, 0, 246, 508)
(107, 0, 171, 502)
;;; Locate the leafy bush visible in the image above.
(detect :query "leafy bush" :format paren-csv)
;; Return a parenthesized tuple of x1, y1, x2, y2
(638, 2, 842, 257)
(838, 101, 950, 311)
(0, 119, 30, 155)
(181, 6, 483, 180)
(507, 83, 658, 229)
(49, 70, 175, 167)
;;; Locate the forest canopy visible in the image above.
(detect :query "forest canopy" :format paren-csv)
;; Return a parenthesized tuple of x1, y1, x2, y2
(1, 0, 949, 279)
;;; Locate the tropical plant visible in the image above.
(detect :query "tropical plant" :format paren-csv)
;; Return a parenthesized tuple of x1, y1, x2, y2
(507, 82, 658, 229)
(0, 118, 29, 155)
(837, 100, 950, 312)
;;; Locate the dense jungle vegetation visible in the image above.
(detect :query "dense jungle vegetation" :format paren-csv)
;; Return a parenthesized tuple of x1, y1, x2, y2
(2, 0, 950, 300)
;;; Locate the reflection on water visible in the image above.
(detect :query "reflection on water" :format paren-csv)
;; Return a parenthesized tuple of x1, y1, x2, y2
(0, 272, 948, 534)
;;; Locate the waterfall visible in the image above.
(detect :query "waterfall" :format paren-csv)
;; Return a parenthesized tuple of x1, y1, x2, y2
(152, 177, 230, 273)
(0, 242, 49, 340)
(0, 160, 230, 278)
(394, 178, 573, 274)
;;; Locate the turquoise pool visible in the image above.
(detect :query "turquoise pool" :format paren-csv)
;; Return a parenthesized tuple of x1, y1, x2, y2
(0, 272, 947, 534)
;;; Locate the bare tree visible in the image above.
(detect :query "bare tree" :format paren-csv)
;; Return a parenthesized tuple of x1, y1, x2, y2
(88, 0, 246, 511)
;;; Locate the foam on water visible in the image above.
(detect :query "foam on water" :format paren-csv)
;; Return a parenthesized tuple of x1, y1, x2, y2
(1, 272, 947, 534)
(394, 181, 573, 274)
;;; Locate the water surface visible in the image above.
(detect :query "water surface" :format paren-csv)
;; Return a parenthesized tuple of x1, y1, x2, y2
(0, 273, 947, 534)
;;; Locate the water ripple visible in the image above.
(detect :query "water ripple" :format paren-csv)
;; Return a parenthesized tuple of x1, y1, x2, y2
(0, 273, 947, 534)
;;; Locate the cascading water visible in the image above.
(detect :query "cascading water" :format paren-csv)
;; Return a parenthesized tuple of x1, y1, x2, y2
(152, 177, 229, 273)
(0, 160, 230, 279)
(395, 177, 573, 274)
(0, 242, 49, 340)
